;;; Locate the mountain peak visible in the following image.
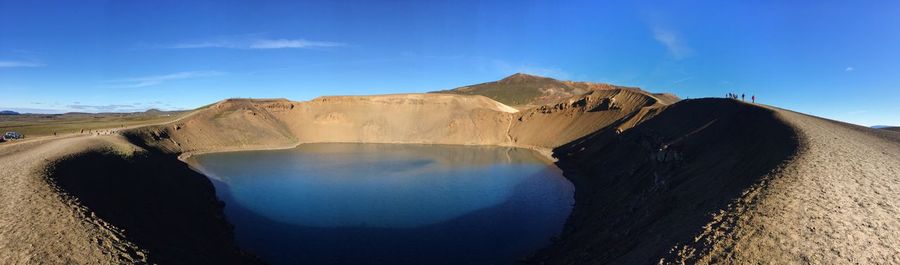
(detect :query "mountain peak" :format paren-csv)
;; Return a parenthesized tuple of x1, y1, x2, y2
(433, 73, 649, 106)
(499, 73, 553, 83)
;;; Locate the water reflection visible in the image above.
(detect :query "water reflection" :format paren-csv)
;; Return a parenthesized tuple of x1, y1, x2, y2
(191, 143, 573, 265)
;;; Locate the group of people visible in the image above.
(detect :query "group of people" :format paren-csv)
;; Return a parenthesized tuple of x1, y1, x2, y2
(727, 93, 756, 103)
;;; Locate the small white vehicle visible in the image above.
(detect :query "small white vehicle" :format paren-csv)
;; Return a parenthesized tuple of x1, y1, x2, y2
(3, 132, 23, 140)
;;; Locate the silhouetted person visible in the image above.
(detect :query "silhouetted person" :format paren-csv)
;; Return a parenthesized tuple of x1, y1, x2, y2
(741, 94, 745, 101)
(752, 95, 756, 103)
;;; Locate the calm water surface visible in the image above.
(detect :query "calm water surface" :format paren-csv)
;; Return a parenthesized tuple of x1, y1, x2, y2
(191, 143, 574, 265)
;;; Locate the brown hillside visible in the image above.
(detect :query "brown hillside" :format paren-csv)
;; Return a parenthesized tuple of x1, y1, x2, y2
(510, 89, 667, 148)
(126, 91, 668, 156)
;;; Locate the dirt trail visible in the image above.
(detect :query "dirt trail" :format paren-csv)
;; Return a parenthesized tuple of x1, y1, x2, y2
(685, 107, 900, 264)
(0, 136, 147, 264)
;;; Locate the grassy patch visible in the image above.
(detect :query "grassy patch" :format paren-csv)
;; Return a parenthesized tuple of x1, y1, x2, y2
(0, 111, 189, 138)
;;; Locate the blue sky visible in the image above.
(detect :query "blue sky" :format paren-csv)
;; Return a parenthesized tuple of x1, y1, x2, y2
(1, 1, 898, 126)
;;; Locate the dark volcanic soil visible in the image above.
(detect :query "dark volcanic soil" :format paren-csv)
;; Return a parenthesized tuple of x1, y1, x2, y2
(48, 150, 261, 264)
(529, 99, 800, 264)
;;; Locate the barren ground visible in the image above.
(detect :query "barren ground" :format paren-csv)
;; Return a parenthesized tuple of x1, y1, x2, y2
(1, 94, 898, 264)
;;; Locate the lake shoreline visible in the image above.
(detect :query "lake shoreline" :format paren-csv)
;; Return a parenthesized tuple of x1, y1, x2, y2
(189, 143, 573, 265)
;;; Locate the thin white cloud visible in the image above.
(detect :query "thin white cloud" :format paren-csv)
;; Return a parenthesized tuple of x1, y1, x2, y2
(165, 36, 345, 50)
(64, 103, 176, 113)
(248, 39, 344, 49)
(68, 104, 135, 111)
(845, 66, 854, 71)
(103, 71, 223, 88)
(2, 104, 172, 114)
(0, 60, 43, 68)
(1, 107, 66, 114)
(672, 76, 693, 84)
(652, 27, 692, 59)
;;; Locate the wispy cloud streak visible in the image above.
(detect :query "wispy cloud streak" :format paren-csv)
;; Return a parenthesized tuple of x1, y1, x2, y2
(0, 60, 43, 68)
(652, 27, 692, 59)
(103, 71, 223, 88)
(164, 36, 345, 50)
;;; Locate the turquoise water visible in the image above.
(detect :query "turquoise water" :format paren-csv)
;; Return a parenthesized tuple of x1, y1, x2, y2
(191, 143, 574, 265)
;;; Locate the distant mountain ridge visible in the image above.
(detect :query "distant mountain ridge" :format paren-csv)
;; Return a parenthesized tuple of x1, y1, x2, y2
(0, 110, 20, 115)
(431, 73, 652, 106)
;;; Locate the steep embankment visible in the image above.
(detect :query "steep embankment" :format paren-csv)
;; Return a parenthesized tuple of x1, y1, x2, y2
(673, 108, 900, 264)
(126, 94, 518, 154)
(0, 136, 259, 264)
(0, 137, 146, 264)
(530, 99, 900, 264)
(510, 89, 669, 148)
(126, 91, 667, 156)
(529, 98, 801, 264)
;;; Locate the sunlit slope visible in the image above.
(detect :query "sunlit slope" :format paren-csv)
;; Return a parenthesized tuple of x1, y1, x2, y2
(510, 88, 669, 148)
(126, 89, 671, 155)
(432, 73, 644, 107)
(126, 94, 519, 153)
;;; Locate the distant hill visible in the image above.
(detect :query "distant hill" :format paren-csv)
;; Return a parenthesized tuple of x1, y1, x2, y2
(431, 73, 650, 106)
(880, 127, 900, 132)
(0, 110, 20, 115)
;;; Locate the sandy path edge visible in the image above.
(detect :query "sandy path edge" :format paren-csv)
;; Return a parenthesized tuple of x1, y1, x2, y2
(0, 136, 149, 264)
(676, 105, 900, 264)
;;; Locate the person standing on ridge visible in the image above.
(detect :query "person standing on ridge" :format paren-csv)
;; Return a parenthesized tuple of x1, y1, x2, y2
(741, 94, 745, 101)
(752, 95, 756, 103)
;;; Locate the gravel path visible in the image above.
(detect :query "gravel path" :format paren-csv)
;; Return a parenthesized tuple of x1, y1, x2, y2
(0, 136, 147, 264)
(685, 106, 900, 264)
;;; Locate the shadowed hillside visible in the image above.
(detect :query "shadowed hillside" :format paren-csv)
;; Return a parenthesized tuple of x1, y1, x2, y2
(880, 126, 900, 132)
(528, 99, 800, 264)
(48, 150, 261, 264)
